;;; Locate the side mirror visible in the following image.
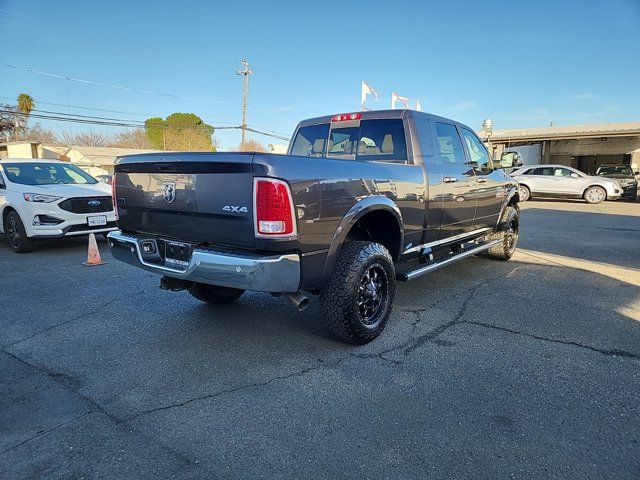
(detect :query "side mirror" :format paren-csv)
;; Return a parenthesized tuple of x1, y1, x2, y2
(498, 152, 524, 169)
(570, 173, 579, 179)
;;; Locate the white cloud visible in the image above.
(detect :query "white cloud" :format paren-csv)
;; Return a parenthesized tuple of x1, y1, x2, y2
(572, 93, 598, 99)
(448, 100, 476, 112)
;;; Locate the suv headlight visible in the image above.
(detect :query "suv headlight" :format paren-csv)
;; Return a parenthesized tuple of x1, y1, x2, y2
(23, 193, 62, 203)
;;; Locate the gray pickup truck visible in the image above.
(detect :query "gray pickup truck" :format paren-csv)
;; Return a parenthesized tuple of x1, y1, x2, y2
(108, 109, 520, 344)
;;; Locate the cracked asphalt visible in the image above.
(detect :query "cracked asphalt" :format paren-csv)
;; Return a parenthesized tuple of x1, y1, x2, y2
(2, 200, 639, 479)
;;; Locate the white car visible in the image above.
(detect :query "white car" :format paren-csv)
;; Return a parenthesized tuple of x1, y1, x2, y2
(0, 159, 117, 252)
(510, 164, 622, 204)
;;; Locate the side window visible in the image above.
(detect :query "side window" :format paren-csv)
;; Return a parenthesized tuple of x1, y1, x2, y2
(434, 122, 466, 165)
(460, 128, 492, 171)
(532, 167, 554, 176)
(356, 119, 408, 163)
(554, 168, 572, 177)
(290, 123, 330, 157)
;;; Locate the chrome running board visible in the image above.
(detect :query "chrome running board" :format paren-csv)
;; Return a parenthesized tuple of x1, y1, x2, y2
(396, 239, 502, 282)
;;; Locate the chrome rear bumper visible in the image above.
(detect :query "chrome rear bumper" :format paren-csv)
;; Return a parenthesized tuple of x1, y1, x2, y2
(107, 231, 300, 292)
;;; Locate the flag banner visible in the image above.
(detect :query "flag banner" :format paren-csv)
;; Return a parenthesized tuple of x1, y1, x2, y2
(361, 81, 379, 105)
(391, 92, 409, 109)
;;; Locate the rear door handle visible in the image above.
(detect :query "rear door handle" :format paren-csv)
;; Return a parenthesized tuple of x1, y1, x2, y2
(476, 178, 487, 183)
(443, 177, 458, 183)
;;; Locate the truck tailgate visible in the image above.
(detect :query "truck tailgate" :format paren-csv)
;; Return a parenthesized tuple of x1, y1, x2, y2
(114, 153, 255, 249)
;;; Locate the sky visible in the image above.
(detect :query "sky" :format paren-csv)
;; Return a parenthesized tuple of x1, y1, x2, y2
(1, 0, 639, 150)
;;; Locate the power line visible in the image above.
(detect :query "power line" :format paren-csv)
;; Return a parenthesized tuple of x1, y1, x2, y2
(0, 107, 290, 141)
(3, 64, 298, 124)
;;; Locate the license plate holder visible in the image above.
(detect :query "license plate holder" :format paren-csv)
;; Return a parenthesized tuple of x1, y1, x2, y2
(87, 215, 107, 227)
(164, 241, 191, 269)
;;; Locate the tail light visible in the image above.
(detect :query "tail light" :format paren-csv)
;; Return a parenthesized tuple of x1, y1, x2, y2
(253, 178, 296, 237)
(111, 173, 118, 220)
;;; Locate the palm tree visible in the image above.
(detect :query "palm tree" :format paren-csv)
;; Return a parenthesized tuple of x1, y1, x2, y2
(16, 93, 35, 140)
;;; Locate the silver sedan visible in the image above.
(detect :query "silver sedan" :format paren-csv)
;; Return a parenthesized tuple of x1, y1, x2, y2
(511, 165, 622, 204)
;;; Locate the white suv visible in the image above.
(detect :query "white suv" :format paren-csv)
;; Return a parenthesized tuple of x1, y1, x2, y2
(0, 159, 117, 252)
(511, 164, 622, 204)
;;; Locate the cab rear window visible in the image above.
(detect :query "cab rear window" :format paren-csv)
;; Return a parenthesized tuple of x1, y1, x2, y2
(290, 119, 408, 163)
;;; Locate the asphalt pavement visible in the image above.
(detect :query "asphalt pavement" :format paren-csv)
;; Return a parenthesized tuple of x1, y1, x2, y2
(1, 200, 639, 479)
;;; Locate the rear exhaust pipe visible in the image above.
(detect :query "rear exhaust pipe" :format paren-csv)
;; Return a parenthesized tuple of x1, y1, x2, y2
(283, 291, 310, 311)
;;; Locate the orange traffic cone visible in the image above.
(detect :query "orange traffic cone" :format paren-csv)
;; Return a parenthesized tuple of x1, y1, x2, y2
(83, 233, 106, 266)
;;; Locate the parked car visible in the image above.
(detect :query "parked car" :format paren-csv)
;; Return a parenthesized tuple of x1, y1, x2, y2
(107, 109, 520, 344)
(0, 159, 118, 252)
(594, 164, 638, 201)
(511, 164, 622, 203)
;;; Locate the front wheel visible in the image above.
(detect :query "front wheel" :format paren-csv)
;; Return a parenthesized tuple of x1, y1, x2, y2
(484, 205, 519, 261)
(319, 241, 396, 344)
(188, 283, 245, 304)
(4, 211, 35, 253)
(584, 186, 606, 204)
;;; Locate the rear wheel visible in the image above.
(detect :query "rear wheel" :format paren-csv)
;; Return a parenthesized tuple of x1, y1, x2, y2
(484, 205, 519, 261)
(518, 185, 530, 202)
(584, 186, 606, 204)
(319, 241, 395, 345)
(188, 283, 245, 305)
(4, 211, 35, 253)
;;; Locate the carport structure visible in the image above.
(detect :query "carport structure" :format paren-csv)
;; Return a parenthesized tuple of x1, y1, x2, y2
(478, 121, 640, 174)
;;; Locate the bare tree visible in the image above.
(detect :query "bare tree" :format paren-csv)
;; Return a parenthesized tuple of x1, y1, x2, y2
(59, 130, 113, 147)
(20, 123, 58, 144)
(0, 104, 16, 142)
(111, 129, 152, 149)
(236, 138, 267, 152)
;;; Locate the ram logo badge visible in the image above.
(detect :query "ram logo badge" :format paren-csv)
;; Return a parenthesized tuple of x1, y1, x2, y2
(162, 182, 176, 204)
(223, 205, 248, 213)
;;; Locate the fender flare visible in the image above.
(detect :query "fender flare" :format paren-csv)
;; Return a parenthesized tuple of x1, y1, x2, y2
(497, 185, 519, 226)
(318, 196, 403, 285)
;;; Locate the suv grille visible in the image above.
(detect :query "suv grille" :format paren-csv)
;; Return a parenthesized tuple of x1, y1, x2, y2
(58, 196, 113, 214)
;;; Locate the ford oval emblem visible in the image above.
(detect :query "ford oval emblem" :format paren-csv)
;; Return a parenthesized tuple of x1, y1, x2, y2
(88, 200, 101, 207)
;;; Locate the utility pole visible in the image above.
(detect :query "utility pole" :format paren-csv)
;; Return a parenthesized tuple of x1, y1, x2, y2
(236, 59, 252, 151)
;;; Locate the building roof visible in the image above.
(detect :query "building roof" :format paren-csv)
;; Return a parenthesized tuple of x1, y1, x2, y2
(478, 121, 640, 142)
(43, 145, 71, 155)
(0, 140, 40, 146)
(68, 146, 167, 166)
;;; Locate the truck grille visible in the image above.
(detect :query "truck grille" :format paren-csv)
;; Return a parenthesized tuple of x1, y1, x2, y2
(58, 196, 113, 214)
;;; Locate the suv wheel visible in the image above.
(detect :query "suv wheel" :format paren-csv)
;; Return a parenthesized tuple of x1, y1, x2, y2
(320, 241, 396, 344)
(4, 211, 35, 253)
(188, 283, 245, 304)
(484, 205, 519, 261)
(584, 186, 606, 204)
(518, 185, 530, 202)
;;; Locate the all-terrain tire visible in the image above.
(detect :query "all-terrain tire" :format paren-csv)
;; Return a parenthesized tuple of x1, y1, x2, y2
(484, 205, 519, 261)
(188, 283, 245, 304)
(518, 184, 530, 202)
(583, 186, 606, 204)
(4, 210, 36, 253)
(319, 241, 395, 345)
